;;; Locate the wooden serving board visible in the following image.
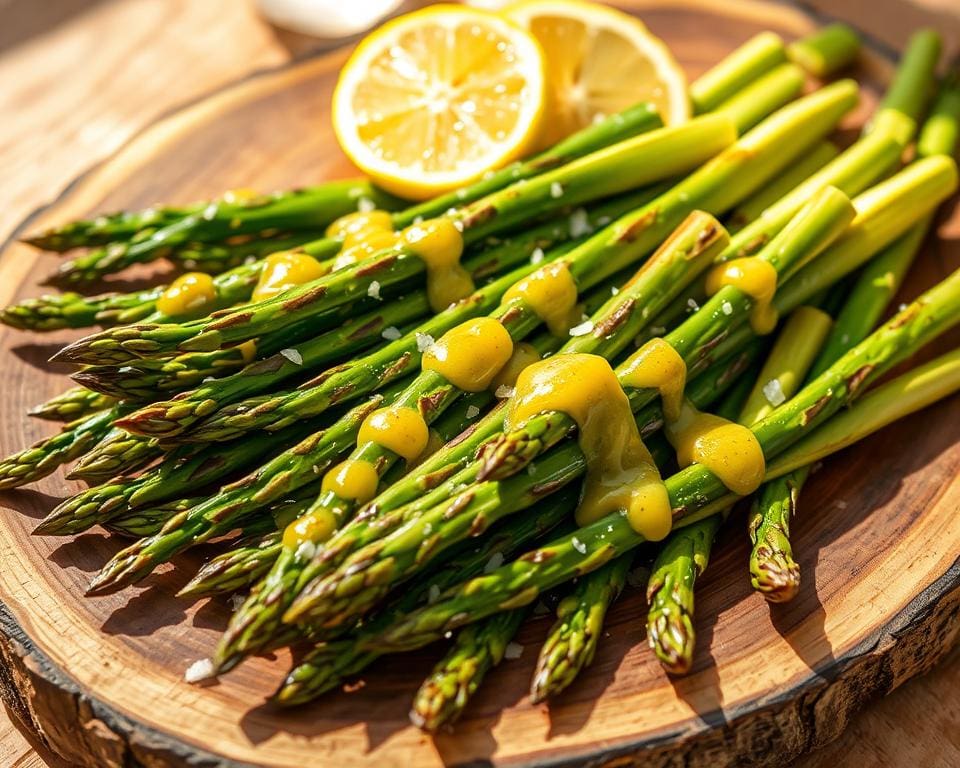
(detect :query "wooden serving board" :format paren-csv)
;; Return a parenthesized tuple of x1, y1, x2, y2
(0, 1, 957, 766)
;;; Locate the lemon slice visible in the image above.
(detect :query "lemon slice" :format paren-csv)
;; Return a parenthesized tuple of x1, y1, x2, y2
(504, 0, 689, 146)
(333, 5, 547, 200)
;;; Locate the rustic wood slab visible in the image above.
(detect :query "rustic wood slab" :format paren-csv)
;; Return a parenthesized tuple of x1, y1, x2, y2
(0, 1, 957, 766)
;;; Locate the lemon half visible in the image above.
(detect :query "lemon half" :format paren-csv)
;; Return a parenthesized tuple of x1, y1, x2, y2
(504, 0, 689, 146)
(333, 5, 547, 200)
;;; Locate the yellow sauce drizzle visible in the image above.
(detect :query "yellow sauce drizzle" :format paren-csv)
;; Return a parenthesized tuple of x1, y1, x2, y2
(325, 210, 394, 239)
(332, 229, 401, 271)
(502, 261, 580, 337)
(321, 459, 380, 503)
(507, 354, 672, 541)
(422, 317, 514, 392)
(281, 507, 338, 550)
(155, 272, 217, 318)
(237, 340, 258, 364)
(619, 338, 687, 423)
(665, 400, 766, 495)
(705, 257, 779, 334)
(490, 342, 541, 393)
(251, 251, 326, 302)
(357, 405, 430, 462)
(221, 187, 260, 204)
(401, 219, 471, 312)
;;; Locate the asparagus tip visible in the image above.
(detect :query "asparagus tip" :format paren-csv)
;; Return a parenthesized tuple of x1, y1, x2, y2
(750, 551, 801, 603)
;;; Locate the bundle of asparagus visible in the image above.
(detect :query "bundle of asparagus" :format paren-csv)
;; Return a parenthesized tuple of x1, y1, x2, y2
(3, 23, 959, 735)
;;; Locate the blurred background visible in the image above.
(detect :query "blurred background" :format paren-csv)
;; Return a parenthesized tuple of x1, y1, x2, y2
(0, 0, 958, 766)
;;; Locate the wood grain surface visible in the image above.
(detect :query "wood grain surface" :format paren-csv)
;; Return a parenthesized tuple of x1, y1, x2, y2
(0, 1, 958, 766)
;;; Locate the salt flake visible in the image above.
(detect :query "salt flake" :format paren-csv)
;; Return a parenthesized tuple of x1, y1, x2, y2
(550, 182, 564, 199)
(381, 326, 402, 340)
(280, 348, 303, 366)
(504, 642, 524, 660)
(415, 332, 435, 352)
(571, 536, 587, 555)
(568, 208, 592, 237)
(367, 280, 382, 300)
(494, 384, 515, 399)
(184, 658, 216, 683)
(762, 378, 786, 407)
(569, 320, 594, 337)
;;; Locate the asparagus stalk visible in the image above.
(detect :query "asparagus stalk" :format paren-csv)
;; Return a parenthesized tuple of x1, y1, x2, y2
(0, 409, 116, 489)
(478, 186, 856, 484)
(690, 32, 786, 114)
(726, 141, 839, 231)
(285, 168, 957, 631)
(106, 497, 202, 538)
(49, 229, 326, 286)
(411, 607, 529, 731)
(366, 271, 960, 651)
(649, 306, 827, 671)
(178, 531, 282, 599)
(35, 420, 321, 536)
(787, 23, 861, 78)
(9, 237, 338, 333)
(530, 555, 630, 702)
(645, 514, 722, 675)
(711, 63, 804, 135)
(66, 429, 161, 483)
(109, 186, 665, 439)
(866, 29, 942, 144)
(275, 489, 578, 706)
(83, 377, 421, 594)
(29, 387, 115, 422)
(209, 216, 729, 669)
(54, 116, 735, 367)
(748, 77, 960, 599)
(24, 181, 401, 253)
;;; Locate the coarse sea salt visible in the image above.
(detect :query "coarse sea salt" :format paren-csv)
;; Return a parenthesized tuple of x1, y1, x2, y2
(279, 348, 303, 366)
(184, 658, 215, 683)
(568, 208, 591, 237)
(504, 642, 524, 660)
(569, 320, 594, 337)
(381, 326, 402, 340)
(367, 280, 382, 300)
(762, 378, 786, 406)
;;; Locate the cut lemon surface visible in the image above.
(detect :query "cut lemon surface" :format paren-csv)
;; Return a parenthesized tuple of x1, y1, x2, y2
(333, 5, 547, 200)
(504, 0, 689, 147)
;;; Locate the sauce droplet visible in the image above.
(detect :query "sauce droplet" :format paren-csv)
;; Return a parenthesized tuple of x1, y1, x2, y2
(620, 338, 687, 423)
(156, 272, 218, 318)
(321, 459, 380, 503)
(705, 257, 779, 334)
(665, 400, 766, 495)
(422, 317, 514, 392)
(502, 261, 580, 337)
(357, 405, 430, 462)
(252, 251, 327, 302)
(507, 354, 672, 541)
(402, 218, 472, 312)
